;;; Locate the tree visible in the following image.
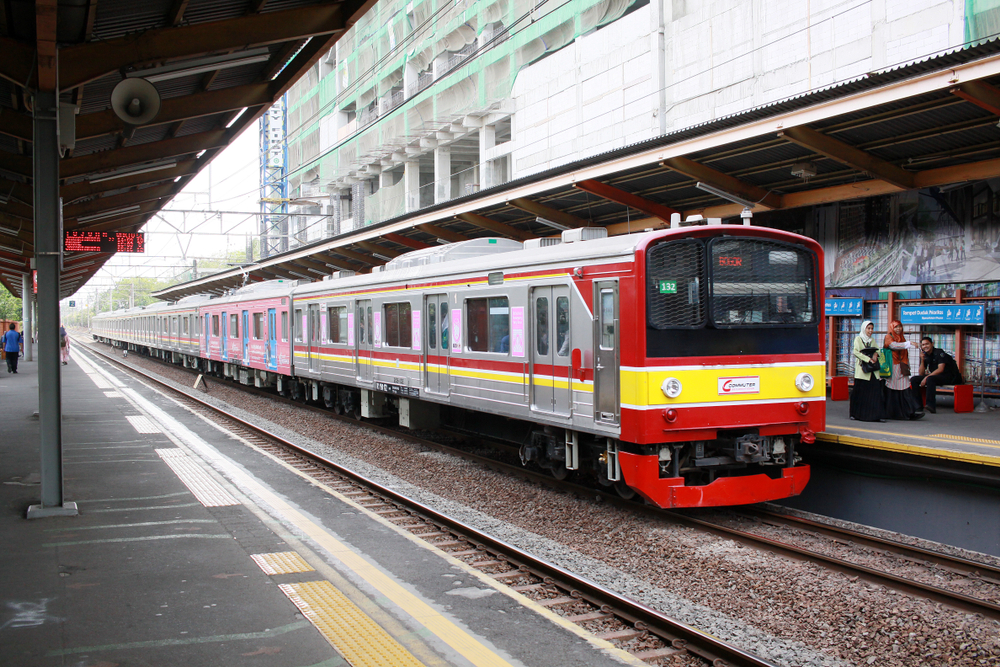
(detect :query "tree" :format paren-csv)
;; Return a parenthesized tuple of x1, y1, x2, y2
(0, 287, 21, 321)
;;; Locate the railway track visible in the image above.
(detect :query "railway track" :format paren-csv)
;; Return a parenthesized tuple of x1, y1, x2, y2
(83, 338, 1000, 624)
(80, 339, 780, 667)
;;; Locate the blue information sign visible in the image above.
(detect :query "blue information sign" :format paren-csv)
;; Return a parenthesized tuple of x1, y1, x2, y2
(824, 298, 863, 317)
(899, 304, 985, 326)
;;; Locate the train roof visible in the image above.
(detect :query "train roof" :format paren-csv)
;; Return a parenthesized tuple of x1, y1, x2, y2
(293, 229, 656, 297)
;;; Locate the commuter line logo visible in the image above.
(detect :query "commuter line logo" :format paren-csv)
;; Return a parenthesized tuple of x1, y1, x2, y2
(718, 376, 760, 395)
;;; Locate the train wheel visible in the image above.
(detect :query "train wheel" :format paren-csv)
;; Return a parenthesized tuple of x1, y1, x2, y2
(549, 463, 569, 481)
(615, 481, 636, 500)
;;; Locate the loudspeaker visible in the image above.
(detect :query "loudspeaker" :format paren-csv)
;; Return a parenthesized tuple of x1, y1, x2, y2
(110, 78, 161, 125)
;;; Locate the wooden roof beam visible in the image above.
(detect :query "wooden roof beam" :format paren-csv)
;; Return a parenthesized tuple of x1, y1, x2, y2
(62, 159, 199, 203)
(316, 253, 363, 272)
(951, 81, 1000, 116)
(416, 223, 468, 243)
(60, 130, 227, 179)
(506, 198, 588, 228)
(0, 37, 34, 89)
(77, 84, 272, 141)
(332, 247, 381, 266)
(661, 157, 784, 210)
(573, 179, 680, 222)
(355, 241, 403, 259)
(291, 257, 334, 275)
(64, 184, 175, 221)
(59, 3, 347, 89)
(778, 125, 915, 190)
(455, 212, 531, 241)
(383, 232, 432, 250)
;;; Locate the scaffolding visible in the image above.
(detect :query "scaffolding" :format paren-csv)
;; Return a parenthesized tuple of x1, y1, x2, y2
(260, 97, 289, 259)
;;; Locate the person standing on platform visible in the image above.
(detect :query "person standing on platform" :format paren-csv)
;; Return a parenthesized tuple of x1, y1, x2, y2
(910, 337, 964, 413)
(60, 324, 70, 365)
(850, 320, 886, 422)
(883, 320, 924, 420)
(3, 322, 23, 373)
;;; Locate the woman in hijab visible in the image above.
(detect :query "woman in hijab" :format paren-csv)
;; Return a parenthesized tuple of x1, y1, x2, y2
(883, 319, 923, 419)
(850, 320, 886, 422)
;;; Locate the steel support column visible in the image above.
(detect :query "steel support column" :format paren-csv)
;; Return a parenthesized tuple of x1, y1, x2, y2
(28, 89, 76, 519)
(22, 273, 33, 361)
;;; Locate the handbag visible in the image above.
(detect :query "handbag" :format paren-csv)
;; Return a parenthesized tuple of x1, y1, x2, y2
(900, 361, 910, 377)
(860, 347, 879, 374)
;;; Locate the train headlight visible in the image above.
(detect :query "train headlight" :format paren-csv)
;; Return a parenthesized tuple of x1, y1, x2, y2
(661, 377, 683, 399)
(795, 372, 815, 392)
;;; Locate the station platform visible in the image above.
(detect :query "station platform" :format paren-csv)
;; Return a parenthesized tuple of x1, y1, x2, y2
(0, 349, 644, 667)
(821, 388, 1000, 472)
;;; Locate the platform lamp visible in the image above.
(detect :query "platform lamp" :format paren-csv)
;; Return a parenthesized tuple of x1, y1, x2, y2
(694, 182, 756, 224)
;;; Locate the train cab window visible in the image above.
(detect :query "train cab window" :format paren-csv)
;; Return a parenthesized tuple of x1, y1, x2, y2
(427, 303, 436, 349)
(383, 302, 412, 348)
(212, 315, 219, 336)
(253, 313, 264, 340)
(281, 311, 288, 341)
(535, 297, 549, 355)
(556, 297, 570, 357)
(293, 308, 303, 342)
(328, 306, 348, 344)
(467, 297, 509, 353)
(230, 314, 239, 338)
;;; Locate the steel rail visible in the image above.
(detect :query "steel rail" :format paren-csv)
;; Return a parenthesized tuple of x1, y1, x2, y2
(741, 507, 1000, 580)
(79, 340, 780, 667)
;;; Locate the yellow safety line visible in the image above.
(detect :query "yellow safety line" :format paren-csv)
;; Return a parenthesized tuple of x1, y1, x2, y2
(928, 433, 1000, 445)
(280, 581, 426, 667)
(251, 551, 315, 575)
(817, 429, 1000, 467)
(218, 467, 518, 667)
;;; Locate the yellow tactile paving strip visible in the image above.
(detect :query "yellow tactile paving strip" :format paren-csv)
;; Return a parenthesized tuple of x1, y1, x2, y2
(929, 433, 1000, 445)
(251, 551, 315, 575)
(279, 581, 426, 667)
(818, 429, 1000, 467)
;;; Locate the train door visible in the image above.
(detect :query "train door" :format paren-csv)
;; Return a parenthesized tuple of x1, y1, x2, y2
(242, 311, 249, 361)
(307, 303, 321, 373)
(530, 286, 572, 415)
(221, 311, 228, 360)
(423, 294, 450, 395)
(593, 281, 619, 425)
(267, 308, 278, 370)
(356, 299, 373, 383)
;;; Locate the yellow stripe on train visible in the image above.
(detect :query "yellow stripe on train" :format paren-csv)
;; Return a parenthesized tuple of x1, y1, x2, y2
(620, 363, 826, 407)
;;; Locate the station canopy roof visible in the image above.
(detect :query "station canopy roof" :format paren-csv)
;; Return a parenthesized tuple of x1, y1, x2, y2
(1, 3, 999, 302)
(155, 37, 1000, 301)
(0, 0, 377, 299)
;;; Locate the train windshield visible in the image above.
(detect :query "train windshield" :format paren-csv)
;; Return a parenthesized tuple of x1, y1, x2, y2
(646, 236, 818, 357)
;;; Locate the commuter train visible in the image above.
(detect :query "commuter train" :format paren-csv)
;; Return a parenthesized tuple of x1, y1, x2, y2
(92, 225, 825, 508)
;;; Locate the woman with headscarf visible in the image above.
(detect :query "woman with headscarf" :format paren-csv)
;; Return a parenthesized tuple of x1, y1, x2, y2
(883, 319, 923, 419)
(850, 320, 886, 422)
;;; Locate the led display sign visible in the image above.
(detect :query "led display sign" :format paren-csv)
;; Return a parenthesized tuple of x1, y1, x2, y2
(64, 231, 145, 253)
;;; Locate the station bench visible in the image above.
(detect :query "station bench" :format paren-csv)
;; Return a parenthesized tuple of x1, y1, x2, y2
(829, 376, 974, 413)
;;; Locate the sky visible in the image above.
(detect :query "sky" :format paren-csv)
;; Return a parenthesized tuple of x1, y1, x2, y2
(67, 122, 264, 309)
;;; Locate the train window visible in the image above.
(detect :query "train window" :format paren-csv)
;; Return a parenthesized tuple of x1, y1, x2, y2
(254, 313, 264, 339)
(294, 309, 303, 342)
(367, 306, 373, 345)
(556, 297, 569, 357)
(222, 314, 228, 339)
(230, 314, 239, 338)
(328, 306, 348, 344)
(600, 291, 615, 349)
(183, 318, 189, 336)
(467, 297, 509, 353)
(383, 302, 412, 348)
(536, 297, 549, 355)
(281, 311, 288, 341)
(358, 306, 366, 344)
(646, 239, 706, 329)
(708, 238, 815, 328)
(440, 303, 449, 349)
(427, 303, 436, 349)
(212, 315, 219, 337)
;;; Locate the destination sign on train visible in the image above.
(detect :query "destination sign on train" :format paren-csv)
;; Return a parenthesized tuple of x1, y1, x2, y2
(64, 231, 145, 253)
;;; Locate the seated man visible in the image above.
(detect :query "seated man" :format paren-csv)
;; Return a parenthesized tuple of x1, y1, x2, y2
(910, 337, 964, 413)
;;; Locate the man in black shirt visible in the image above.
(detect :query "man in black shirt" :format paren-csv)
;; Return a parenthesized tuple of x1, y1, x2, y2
(910, 337, 964, 413)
